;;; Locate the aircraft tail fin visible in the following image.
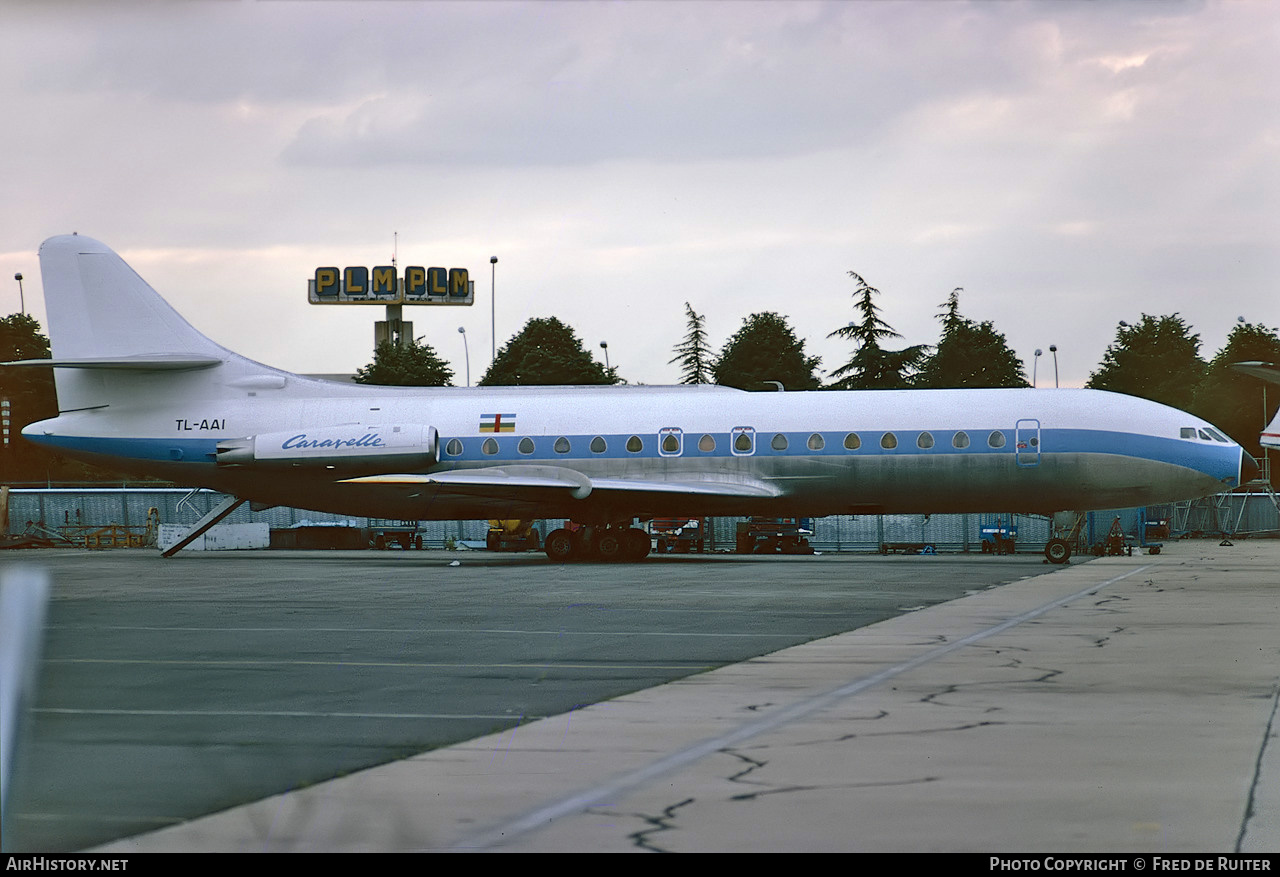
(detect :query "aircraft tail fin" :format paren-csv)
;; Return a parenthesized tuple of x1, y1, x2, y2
(32, 235, 243, 410)
(38, 235, 228, 363)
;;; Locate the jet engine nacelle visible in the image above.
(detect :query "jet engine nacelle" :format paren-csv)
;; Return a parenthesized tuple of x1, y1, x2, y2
(216, 424, 437, 472)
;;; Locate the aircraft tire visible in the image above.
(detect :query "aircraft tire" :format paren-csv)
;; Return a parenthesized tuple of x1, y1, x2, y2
(1045, 538, 1072, 564)
(623, 528, 651, 561)
(544, 528, 578, 562)
(596, 532, 623, 561)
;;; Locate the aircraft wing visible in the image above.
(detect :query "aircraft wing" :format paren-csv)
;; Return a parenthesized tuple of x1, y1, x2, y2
(1231, 361, 1280, 385)
(342, 465, 781, 499)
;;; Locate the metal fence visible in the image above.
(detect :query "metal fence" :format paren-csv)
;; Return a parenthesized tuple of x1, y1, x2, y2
(5, 488, 1276, 552)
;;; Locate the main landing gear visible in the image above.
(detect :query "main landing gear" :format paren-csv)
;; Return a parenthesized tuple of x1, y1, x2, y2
(544, 524, 651, 562)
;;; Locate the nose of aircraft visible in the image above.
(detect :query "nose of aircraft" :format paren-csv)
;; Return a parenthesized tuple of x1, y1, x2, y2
(1240, 449, 1260, 485)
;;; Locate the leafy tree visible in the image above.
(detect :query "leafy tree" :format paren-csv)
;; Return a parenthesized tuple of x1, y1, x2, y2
(1086, 314, 1205, 411)
(828, 271, 927, 389)
(712, 312, 821, 391)
(480, 317, 619, 386)
(669, 302, 714, 384)
(355, 338, 454, 387)
(914, 288, 1028, 389)
(1193, 320, 1280, 458)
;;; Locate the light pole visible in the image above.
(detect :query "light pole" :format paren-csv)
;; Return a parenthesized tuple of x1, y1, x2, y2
(1049, 344, 1059, 388)
(489, 256, 498, 364)
(14, 273, 23, 314)
(1033, 349, 1042, 388)
(599, 340, 609, 370)
(457, 326, 470, 387)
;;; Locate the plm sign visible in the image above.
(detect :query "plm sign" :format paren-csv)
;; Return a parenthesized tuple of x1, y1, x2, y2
(308, 266, 473, 305)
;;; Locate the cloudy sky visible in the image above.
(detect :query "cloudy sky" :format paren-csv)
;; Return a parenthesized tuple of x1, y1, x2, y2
(2, 0, 1276, 388)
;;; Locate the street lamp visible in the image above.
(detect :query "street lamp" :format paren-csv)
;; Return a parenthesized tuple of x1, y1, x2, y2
(490, 256, 498, 364)
(14, 273, 23, 314)
(1033, 349, 1042, 388)
(599, 340, 610, 370)
(457, 326, 470, 387)
(1049, 344, 1059, 388)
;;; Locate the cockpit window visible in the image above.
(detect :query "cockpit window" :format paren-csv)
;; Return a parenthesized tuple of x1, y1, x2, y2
(1204, 427, 1229, 442)
(1180, 427, 1196, 439)
(1198, 429, 1212, 442)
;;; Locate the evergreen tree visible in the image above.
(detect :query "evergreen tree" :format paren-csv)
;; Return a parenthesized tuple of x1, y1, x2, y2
(914, 288, 1028, 389)
(828, 271, 927, 389)
(480, 317, 619, 386)
(355, 338, 455, 386)
(669, 302, 713, 384)
(1086, 314, 1205, 411)
(1193, 320, 1280, 458)
(712, 312, 821, 391)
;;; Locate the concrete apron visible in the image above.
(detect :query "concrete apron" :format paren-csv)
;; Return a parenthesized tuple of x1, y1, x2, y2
(99, 541, 1280, 853)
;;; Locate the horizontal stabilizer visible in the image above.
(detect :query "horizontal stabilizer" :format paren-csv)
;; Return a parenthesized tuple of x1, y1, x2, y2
(3, 354, 222, 371)
(342, 466, 781, 500)
(1231, 361, 1280, 386)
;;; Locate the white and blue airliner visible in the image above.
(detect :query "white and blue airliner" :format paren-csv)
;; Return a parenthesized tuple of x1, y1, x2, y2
(8, 235, 1260, 562)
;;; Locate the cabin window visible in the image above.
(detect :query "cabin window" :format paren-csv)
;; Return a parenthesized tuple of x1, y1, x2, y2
(952, 431, 970, 449)
(554, 436, 571, 454)
(626, 435, 644, 453)
(917, 432, 934, 450)
(660, 428, 682, 456)
(881, 432, 898, 450)
(988, 430, 1006, 449)
(590, 436, 607, 453)
(732, 427, 755, 456)
(844, 433, 861, 450)
(698, 434, 716, 452)
(518, 437, 535, 455)
(445, 438, 463, 456)
(807, 433, 825, 451)
(482, 438, 499, 455)
(771, 433, 789, 451)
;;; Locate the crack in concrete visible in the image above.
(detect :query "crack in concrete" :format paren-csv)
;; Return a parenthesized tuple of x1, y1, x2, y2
(729, 774, 939, 802)
(603, 797, 695, 853)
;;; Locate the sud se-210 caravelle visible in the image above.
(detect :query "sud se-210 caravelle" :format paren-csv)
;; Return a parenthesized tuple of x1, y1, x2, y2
(7, 235, 1261, 562)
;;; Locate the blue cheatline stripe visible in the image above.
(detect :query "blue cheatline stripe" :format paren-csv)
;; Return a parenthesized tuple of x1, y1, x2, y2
(24, 434, 221, 463)
(25, 427, 1241, 483)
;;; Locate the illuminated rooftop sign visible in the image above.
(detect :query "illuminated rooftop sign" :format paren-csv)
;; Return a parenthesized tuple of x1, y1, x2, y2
(308, 266, 473, 305)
